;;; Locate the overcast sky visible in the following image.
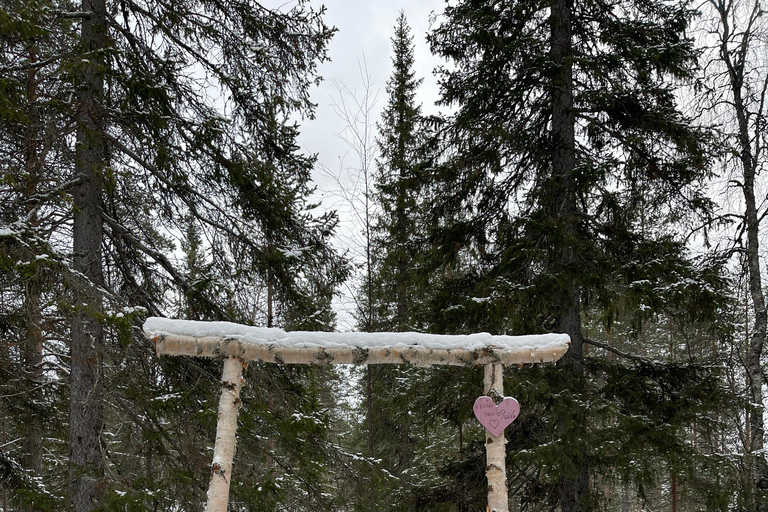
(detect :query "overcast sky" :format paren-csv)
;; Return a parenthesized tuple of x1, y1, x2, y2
(298, 0, 447, 194)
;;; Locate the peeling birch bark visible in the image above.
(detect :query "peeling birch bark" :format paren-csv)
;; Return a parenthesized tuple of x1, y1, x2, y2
(205, 357, 245, 512)
(484, 362, 508, 512)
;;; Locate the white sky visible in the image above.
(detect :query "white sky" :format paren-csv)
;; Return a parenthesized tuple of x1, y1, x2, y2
(298, 0, 446, 194)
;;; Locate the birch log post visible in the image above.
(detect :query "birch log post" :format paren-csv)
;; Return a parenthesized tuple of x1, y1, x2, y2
(484, 362, 508, 512)
(205, 357, 245, 512)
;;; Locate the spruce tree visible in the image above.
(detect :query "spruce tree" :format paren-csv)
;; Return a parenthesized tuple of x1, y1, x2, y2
(373, 11, 426, 333)
(352, 14, 430, 508)
(0, 1, 79, 509)
(427, 0, 728, 509)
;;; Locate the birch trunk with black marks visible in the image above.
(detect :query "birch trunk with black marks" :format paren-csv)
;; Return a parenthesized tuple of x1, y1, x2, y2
(69, 0, 107, 509)
(205, 358, 246, 512)
(483, 363, 508, 512)
(147, 330, 570, 366)
(743, 115, 767, 510)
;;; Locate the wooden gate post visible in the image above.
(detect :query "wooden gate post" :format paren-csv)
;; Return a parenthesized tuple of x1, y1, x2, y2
(205, 357, 245, 512)
(484, 362, 508, 512)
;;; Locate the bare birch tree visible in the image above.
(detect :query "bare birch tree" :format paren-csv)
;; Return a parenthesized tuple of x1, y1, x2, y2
(318, 57, 380, 332)
(316, 58, 381, 463)
(703, 0, 768, 507)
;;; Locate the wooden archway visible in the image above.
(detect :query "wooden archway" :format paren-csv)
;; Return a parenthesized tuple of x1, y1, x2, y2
(144, 317, 569, 512)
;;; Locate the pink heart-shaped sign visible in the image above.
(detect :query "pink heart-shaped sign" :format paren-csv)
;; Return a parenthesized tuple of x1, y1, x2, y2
(473, 396, 520, 437)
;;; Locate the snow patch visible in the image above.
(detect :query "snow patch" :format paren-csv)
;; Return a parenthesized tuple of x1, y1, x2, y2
(144, 317, 570, 352)
(152, 393, 182, 402)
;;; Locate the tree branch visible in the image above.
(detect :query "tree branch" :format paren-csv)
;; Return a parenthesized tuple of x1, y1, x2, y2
(24, 175, 85, 207)
(53, 10, 92, 19)
(584, 338, 657, 367)
(106, 133, 260, 246)
(0, 54, 65, 73)
(101, 210, 229, 319)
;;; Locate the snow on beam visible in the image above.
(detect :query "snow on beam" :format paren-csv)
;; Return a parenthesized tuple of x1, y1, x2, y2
(144, 318, 570, 367)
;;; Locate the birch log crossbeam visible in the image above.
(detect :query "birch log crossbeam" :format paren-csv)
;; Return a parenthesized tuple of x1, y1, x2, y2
(144, 317, 570, 366)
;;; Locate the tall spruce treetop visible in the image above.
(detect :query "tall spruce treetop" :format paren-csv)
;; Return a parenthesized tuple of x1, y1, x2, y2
(373, 11, 425, 332)
(427, 0, 727, 510)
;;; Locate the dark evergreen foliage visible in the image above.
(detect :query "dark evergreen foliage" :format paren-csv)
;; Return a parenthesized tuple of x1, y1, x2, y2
(371, 11, 429, 333)
(0, 0, 756, 510)
(1, 0, 348, 509)
(421, 0, 734, 510)
(426, 0, 717, 337)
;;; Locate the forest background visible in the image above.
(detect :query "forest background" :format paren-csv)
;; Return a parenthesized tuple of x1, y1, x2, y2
(1, 0, 768, 511)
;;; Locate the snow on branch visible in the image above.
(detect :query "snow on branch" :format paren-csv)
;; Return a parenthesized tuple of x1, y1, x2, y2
(144, 317, 570, 367)
(53, 10, 92, 19)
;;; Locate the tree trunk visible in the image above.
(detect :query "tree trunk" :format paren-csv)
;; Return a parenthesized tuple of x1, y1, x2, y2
(21, 47, 44, 512)
(69, 0, 107, 509)
(22, 287, 44, 501)
(550, 0, 588, 509)
(205, 358, 246, 512)
(671, 473, 678, 512)
(743, 120, 768, 511)
(483, 363, 508, 512)
(367, 365, 374, 457)
(267, 277, 274, 328)
(395, 170, 407, 331)
(550, 0, 579, 367)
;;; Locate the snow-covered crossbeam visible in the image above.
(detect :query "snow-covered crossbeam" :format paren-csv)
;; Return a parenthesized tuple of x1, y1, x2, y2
(143, 317, 570, 366)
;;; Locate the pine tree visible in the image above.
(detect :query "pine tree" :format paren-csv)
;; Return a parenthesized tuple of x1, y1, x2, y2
(427, 0, 728, 509)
